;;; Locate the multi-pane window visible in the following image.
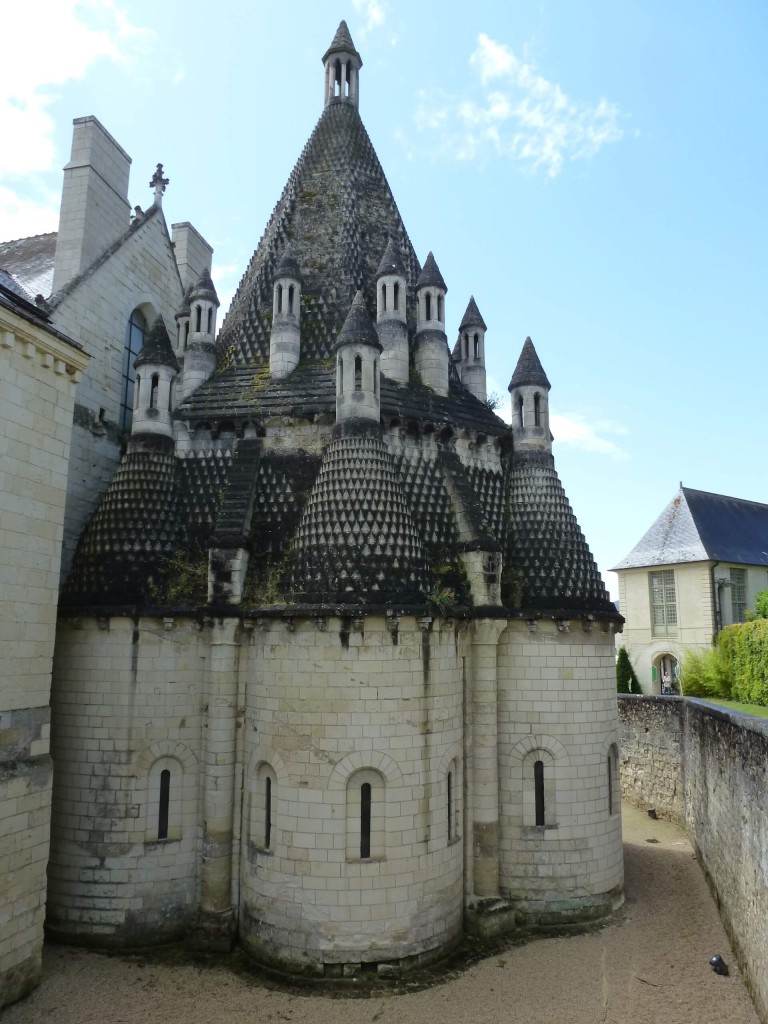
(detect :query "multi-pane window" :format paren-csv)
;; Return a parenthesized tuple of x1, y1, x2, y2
(121, 308, 146, 430)
(730, 567, 747, 623)
(650, 570, 677, 636)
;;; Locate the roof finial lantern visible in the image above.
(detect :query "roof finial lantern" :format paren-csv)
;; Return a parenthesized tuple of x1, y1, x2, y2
(132, 316, 179, 439)
(323, 20, 362, 110)
(180, 268, 219, 400)
(414, 252, 449, 396)
(270, 246, 303, 379)
(453, 296, 488, 402)
(334, 290, 382, 424)
(375, 236, 408, 384)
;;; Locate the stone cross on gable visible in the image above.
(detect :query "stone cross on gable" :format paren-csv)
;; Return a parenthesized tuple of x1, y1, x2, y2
(150, 163, 169, 205)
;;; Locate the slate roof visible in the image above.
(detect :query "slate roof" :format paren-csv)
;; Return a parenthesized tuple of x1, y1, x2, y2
(416, 252, 447, 291)
(0, 233, 57, 299)
(64, 24, 615, 620)
(459, 296, 486, 331)
(508, 337, 550, 390)
(613, 487, 768, 570)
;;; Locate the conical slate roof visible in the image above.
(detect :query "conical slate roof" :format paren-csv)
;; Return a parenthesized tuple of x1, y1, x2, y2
(376, 236, 406, 278)
(275, 246, 302, 282)
(503, 451, 614, 614)
(216, 100, 420, 369)
(416, 251, 447, 291)
(285, 432, 427, 605)
(334, 290, 381, 351)
(175, 282, 193, 320)
(189, 267, 219, 306)
(135, 316, 179, 371)
(459, 296, 486, 331)
(508, 337, 550, 390)
(322, 20, 361, 63)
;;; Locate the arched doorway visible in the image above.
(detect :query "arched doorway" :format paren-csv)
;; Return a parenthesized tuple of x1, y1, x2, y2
(652, 653, 679, 694)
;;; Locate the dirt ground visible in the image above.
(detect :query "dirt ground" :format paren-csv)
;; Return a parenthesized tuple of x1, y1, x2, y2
(4, 804, 758, 1024)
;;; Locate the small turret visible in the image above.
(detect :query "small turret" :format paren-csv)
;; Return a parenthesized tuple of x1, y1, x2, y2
(132, 316, 179, 439)
(323, 20, 362, 110)
(269, 247, 302, 378)
(180, 268, 219, 400)
(454, 296, 487, 402)
(375, 236, 408, 384)
(508, 336, 552, 453)
(335, 291, 382, 424)
(414, 252, 449, 396)
(174, 282, 193, 358)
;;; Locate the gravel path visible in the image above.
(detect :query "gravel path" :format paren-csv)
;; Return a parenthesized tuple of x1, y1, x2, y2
(4, 805, 757, 1024)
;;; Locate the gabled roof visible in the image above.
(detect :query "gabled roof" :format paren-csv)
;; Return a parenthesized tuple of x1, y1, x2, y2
(613, 487, 768, 570)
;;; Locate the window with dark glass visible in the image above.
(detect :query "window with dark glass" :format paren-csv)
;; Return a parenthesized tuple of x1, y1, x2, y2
(121, 308, 146, 430)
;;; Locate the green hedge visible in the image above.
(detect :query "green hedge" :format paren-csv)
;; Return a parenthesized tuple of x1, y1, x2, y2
(718, 619, 768, 706)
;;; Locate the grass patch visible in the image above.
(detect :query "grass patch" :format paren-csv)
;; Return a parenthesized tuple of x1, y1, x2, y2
(700, 698, 768, 719)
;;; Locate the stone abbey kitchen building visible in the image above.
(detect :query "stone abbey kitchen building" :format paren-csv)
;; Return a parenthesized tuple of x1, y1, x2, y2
(1, 21, 623, 1001)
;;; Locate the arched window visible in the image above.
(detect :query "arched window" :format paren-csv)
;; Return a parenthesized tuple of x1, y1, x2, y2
(195, 305, 202, 331)
(250, 762, 277, 852)
(437, 293, 443, 322)
(523, 749, 557, 828)
(380, 283, 387, 312)
(393, 282, 400, 311)
(534, 392, 541, 427)
(150, 373, 159, 410)
(473, 332, 480, 360)
(517, 394, 524, 428)
(276, 284, 283, 314)
(463, 333, 469, 360)
(346, 768, 385, 860)
(288, 284, 295, 314)
(425, 292, 432, 321)
(607, 743, 620, 816)
(158, 769, 170, 840)
(334, 59, 342, 96)
(354, 354, 362, 391)
(121, 308, 146, 430)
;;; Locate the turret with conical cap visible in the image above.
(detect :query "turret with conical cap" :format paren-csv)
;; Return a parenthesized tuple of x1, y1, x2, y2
(375, 236, 408, 384)
(335, 290, 382, 424)
(323, 20, 362, 110)
(415, 251, 449, 395)
(454, 296, 487, 402)
(132, 316, 179, 440)
(508, 336, 551, 453)
(180, 267, 219, 400)
(270, 246, 303, 378)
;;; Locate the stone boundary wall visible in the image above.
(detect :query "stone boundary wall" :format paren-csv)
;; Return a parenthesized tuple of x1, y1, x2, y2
(618, 696, 768, 1021)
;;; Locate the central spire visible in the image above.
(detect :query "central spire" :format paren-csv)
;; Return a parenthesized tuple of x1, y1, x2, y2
(322, 20, 362, 109)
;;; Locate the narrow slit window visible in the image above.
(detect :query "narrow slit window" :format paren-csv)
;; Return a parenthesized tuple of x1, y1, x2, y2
(150, 373, 159, 410)
(463, 333, 469, 360)
(134, 374, 141, 410)
(437, 294, 443, 322)
(607, 755, 614, 816)
(288, 284, 295, 314)
(373, 359, 378, 397)
(264, 775, 272, 850)
(473, 333, 480, 359)
(337, 356, 344, 394)
(335, 59, 341, 96)
(354, 355, 362, 391)
(381, 283, 387, 312)
(207, 307, 213, 333)
(534, 760, 545, 826)
(425, 293, 432, 321)
(393, 281, 400, 310)
(195, 305, 201, 331)
(534, 392, 541, 426)
(517, 395, 524, 428)
(158, 769, 170, 840)
(447, 770, 453, 840)
(184, 322, 189, 349)
(360, 782, 372, 858)
(276, 284, 282, 314)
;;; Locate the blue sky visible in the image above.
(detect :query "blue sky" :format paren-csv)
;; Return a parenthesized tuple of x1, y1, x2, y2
(2, 0, 766, 597)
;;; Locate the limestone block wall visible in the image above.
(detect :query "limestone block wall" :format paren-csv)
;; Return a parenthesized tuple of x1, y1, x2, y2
(618, 697, 768, 1019)
(52, 211, 185, 574)
(617, 695, 685, 821)
(0, 310, 88, 1008)
(239, 615, 464, 973)
(496, 620, 624, 923)
(47, 617, 205, 945)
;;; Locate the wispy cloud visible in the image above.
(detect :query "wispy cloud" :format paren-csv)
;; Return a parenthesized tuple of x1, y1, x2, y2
(352, 0, 386, 38)
(414, 33, 623, 176)
(550, 412, 629, 458)
(0, 0, 153, 239)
